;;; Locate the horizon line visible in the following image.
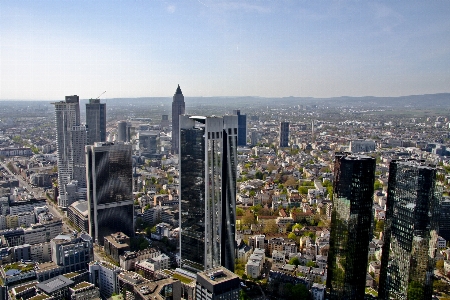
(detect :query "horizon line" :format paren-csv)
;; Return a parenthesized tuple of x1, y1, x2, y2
(1, 92, 450, 102)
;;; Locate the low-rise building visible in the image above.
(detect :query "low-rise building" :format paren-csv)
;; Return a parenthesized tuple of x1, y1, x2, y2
(196, 267, 240, 300)
(104, 232, 130, 263)
(36, 275, 74, 299)
(69, 281, 100, 300)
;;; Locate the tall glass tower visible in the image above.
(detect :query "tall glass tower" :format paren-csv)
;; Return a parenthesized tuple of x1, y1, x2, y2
(279, 121, 289, 147)
(86, 98, 106, 145)
(327, 153, 376, 299)
(52, 95, 87, 208)
(378, 160, 441, 300)
(232, 110, 247, 146)
(171, 85, 185, 154)
(179, 115, 237, 272)
(86, 142, 134, 246)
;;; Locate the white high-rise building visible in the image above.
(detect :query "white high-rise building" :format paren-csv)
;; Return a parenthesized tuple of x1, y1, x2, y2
(52, 96, 87, 208)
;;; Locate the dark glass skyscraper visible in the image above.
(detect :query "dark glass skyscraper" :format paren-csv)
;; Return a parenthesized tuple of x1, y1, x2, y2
(86, 98, 106, 145)
(440, 198, 450, 241)
(86, 142, 134, 246)
(327, 153, 376, 300)
(179, 115, 237, 272)
(279, 121, 289, 147)
(378, 160, 441, 300)
(171, 85, 185, 154)
(233, 110, 247, 146)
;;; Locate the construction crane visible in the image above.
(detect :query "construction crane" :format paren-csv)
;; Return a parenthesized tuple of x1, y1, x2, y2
(96, 91, 106, 99)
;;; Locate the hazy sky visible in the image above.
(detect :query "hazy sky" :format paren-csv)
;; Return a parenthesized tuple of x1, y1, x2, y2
(1, 0, 450, 100)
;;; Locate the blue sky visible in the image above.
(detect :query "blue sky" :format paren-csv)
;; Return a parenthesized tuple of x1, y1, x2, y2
(1, 0, 450, 100)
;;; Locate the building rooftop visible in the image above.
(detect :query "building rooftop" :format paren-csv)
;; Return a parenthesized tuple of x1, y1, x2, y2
(36, 275, 74, 294)
(197, 267, 239, 285)
(71, 281, 93, 291)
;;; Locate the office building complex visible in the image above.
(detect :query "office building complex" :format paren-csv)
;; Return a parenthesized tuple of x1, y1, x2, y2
(378, 160, 441, 300)
(52, 95, 87, 208)
(86, 142, 134, 246)
(326, 154, 376, 299)
(179, 115, 237, 272)
(51, 233, 93, 273)
(171, 85, 185, 154)
(85, 99, 106, 145)
(279, 121, 289, 147)
(233, 110, 247, 146)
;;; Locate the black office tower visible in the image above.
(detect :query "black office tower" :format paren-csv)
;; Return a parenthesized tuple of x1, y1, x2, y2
(279, 121, 289, 147)
(86, 99, 106, 145)
(86, 142, 134, 246)
(233, 110, 247, 146)
(179, 116, 237, 272)
(378, 160, 441, 300)
(327, 154, 376, 300)
(440, 198, 450, 241)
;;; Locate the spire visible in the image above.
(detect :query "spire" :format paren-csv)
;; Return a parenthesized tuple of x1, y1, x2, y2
(176, 84, 183, 95)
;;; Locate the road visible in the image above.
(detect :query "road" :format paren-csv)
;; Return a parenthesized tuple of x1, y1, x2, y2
(1, 159, 108, 261)
(1, 159, 71, 233)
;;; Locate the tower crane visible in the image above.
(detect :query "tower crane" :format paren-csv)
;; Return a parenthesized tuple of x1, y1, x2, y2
(96, 91, 106, 99)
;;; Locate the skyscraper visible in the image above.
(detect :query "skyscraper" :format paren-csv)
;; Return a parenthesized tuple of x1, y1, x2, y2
(171, 85, 185, 154)
(52, 95, 87, 208)
(86, 142, 134, 246)
(86, 99, 106, 145)
(327, 153, 376, 299)
(233, 110, 247, 146)
(279, 121, 289, 147)
(117, 121, 130, 142)
(378, 160, 441, 300)
(440, 198, 450, 241)
(179, 115, 237, 272)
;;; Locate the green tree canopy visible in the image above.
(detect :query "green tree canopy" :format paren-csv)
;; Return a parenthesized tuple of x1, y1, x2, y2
(288, 257, 300, 266)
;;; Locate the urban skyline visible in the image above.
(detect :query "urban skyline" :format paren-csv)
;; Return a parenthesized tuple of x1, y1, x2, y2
(1, 88, 450, 298)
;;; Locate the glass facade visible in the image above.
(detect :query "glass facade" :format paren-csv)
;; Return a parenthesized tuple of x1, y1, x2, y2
(378, 160, 441, 300)
(327, 154, 376, 300)
(86, 142, 134, 246)
(232, 110, 247, 146)
(86, 99, 106, 145)
(179, 116, 237, 272)
(279, 121, 289, 147)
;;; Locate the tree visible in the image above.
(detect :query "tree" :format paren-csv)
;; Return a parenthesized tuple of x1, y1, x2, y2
(241, 211, 256, 225)
(408, 281, 424, 300)
(306, 261, 317, 267)
(374, 181, 383, 190)
(436, 260, 444, 273)
(239, 290, 250, 300)
(288, 232, 297, 240)
(236, 207, 244, 216)
(264, 220, 278, 234)
(288, 257, 300, 266)
(292, 223, 302, 231)
(255, 171, 264, 180)
(376, 220, 385, 233)
(434, 279, 449, 293)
